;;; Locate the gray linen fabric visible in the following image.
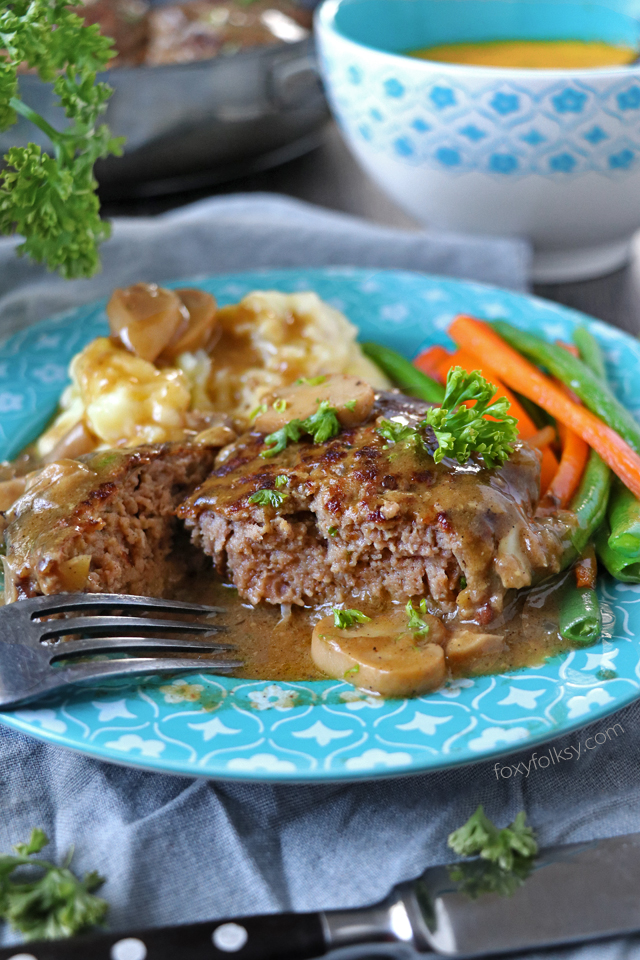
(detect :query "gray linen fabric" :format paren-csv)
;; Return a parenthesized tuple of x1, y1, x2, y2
(0, 192, 530, 339)
(0, 194, 634, 958)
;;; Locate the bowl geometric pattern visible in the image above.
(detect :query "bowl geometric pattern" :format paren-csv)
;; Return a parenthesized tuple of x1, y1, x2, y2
(319, 38, 640, 179)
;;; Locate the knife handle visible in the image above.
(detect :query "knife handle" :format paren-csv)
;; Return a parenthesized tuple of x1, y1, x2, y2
(0, 911, 328, 960)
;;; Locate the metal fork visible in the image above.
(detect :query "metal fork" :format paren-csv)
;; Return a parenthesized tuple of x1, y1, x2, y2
(0, 593, 242, 708)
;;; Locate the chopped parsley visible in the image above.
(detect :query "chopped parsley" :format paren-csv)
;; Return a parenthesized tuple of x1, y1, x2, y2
(344, 400, 357, 412)
(376, 419, 420, 446)
(459, 574, 467, 589)
(333, 608, 371, 629)
(275, 475, 289, 489)
(425, 368, 518, 468)
(327, 526, 338, 537)
(448, 806, 538, 872)
(295, 375, 326, 386)
(261, 401, 341, 458)
(406, 599, 429, 636)
(248, 488, 287, 508)
(0, 828, 108, 940)
(344, 664, 360, 678)
(273, 398, 288, 413)
(250, 403, 268, 420)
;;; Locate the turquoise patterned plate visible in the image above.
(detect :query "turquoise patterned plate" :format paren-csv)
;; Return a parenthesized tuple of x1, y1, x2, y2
(1, 267, 638, 782)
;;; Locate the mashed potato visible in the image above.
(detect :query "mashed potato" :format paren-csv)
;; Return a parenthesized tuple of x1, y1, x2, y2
(208, 291, 389, 418)
(36, 289, 389, 456)
(36, 338, 191, 457)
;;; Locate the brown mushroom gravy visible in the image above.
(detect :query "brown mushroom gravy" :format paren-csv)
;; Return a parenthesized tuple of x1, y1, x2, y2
(170, 567, 573, 686)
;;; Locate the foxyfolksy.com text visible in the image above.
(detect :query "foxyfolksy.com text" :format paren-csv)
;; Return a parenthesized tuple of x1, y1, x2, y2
(493, 722, 625, 779)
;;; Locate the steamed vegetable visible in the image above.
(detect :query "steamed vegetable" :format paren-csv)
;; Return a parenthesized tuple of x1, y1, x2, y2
(361, 342, 445, 403)
(596, 525, 640, 581)
(559, 584, 601, 644)
(0, 0, 124, 277)
(448, 315, 640, 500)
(543, 421, 589, 508)
(573, 325, 607, 381)
(491, 320, 640, 456)
(607, 482, 640, 558)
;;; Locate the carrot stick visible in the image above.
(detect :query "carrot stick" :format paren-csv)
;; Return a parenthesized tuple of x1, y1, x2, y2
(435, 346, 558, 490)
(449, 315, 640, 501)
(543, 425, 590, 507)
(413, 345, 451, 382)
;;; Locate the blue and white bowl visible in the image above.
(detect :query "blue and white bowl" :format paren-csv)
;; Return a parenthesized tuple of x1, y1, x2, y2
(316, 0, 640, 281)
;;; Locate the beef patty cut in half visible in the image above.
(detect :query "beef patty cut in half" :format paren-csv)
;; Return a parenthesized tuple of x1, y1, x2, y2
(4, 443, 216, 601)
(179, 389, 574, 622)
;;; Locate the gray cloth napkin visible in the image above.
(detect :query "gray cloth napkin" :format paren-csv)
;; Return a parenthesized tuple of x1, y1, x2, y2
(0, 194, 630, 959)
(0, 192, 530, 339)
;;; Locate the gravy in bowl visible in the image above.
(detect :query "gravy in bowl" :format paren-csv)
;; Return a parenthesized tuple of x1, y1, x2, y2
(408, 39, 637, 69)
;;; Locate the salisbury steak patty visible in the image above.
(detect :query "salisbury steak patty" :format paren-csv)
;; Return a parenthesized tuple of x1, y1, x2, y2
(179, 394, 574, 618)
(4, 443, 215, 600)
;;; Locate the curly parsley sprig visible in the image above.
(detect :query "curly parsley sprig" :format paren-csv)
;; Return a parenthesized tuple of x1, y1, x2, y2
(425, 367, 518, 468)
(0, 0, 124, 278)
(376, 368, 518, 469)
(0, 828, 108, 941)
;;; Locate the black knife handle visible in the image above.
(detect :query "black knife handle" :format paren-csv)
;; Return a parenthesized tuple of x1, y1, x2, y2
(0, 911, 328, 960)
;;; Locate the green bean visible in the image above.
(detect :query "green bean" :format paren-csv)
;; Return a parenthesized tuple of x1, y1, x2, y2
(572, 326, 607, 382)
(492, 320, 640, 454)
(607, 481, 640, 558)
(595, 526, 640, 582)
(361, 342, 445, 404)
(568, 449, 612, 557)
(559, 583, 602, 644)
(564, 329, 612, 559)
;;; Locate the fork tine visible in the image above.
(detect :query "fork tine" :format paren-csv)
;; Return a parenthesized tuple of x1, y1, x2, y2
(34, 656, 242, 703)
(28, 593, 224, 619)
(49, 636, 235, 658)
(39, 616, 226, 641)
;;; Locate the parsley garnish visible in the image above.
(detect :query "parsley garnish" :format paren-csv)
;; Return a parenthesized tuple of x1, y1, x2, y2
(295, 375, 326, 386)
(376, 419, 420, 446)
(0, 1, 124, 278)
(448, 806, 538, 872)
(261, 401, 341, 458)
(248, 488, 287, 508)
(250, 403, 268, 420)
(425, 368, 518, 468)
(275, 475, 289, 489)
(328, 526, 338, 537)
(0, 828, 108, 940)
(344, 663, 360, 678)
(344, 400, 357, 412)
(459, 574, 467, 589)
(333, 608, 371, 629)
(406, 599, 429, 636)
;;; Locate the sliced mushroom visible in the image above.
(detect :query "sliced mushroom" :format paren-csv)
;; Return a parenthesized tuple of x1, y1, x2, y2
(107, 283, 187, 363)
(159, 288, 218, 362)
(253, 374, 375, 434)
(312, 607, 447, 697)
(446, 629, 505, 670)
